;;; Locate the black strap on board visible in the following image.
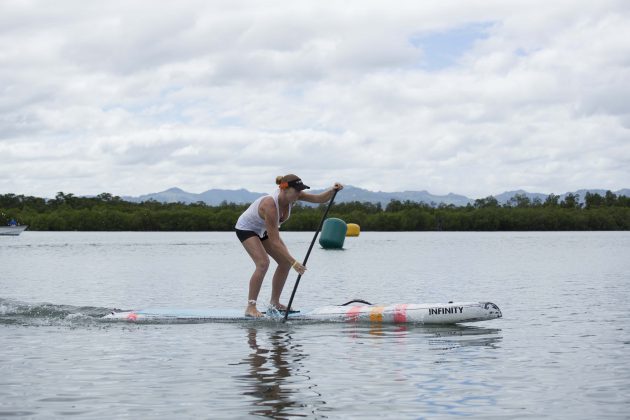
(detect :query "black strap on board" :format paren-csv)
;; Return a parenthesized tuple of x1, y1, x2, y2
(339, 299, 373, 306)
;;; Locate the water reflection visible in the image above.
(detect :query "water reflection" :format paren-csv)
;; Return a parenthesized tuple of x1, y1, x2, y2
(425, 325, 503, 350)
(340, 323, 503, 349)
(335, 324, 503, 417)
(234, 324, 502, 418)
(235, 327, 325, 419)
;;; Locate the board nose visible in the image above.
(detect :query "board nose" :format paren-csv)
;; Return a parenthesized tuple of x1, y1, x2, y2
(484, 302, 502, 318)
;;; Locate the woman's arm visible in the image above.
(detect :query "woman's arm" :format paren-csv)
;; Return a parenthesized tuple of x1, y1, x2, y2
(299, 183, 344, 204)
(259, 198, 306, 274)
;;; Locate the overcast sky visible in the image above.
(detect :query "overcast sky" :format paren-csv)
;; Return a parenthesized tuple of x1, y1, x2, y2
(1, 0, 629, 198)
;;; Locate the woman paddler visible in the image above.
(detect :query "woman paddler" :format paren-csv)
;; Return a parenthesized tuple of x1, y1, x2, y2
(235, 174, 343, 317)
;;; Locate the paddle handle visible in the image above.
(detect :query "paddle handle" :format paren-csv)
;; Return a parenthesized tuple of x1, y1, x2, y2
(284, 188, 339, 320)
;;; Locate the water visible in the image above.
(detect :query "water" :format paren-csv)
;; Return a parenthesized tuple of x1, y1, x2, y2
(1, 231, 629, 419)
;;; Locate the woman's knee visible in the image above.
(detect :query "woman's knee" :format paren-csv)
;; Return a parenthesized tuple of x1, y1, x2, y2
(255, 256, 270, 272)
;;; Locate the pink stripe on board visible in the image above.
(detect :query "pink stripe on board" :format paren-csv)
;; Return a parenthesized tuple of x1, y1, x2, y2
(346, 306, 362, 321)
(393, 304, 408, 323)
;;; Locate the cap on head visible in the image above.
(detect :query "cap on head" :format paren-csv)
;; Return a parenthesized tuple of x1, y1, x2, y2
(276, 174, 310, 191)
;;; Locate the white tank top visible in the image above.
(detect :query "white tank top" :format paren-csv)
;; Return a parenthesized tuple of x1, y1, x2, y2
(235, 189, 292, 236)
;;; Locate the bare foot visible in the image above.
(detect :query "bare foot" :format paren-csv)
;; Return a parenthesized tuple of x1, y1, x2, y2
(269, 302, 288, 311)
(245, 306, 263, 318)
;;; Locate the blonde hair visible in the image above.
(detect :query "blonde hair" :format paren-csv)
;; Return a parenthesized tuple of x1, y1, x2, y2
(276, 174, 302, 189)
(276, 174, 300, 184)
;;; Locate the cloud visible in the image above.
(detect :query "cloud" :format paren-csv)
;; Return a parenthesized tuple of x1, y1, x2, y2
(0, 0, 629, 198)
(410, 22, 494, 70)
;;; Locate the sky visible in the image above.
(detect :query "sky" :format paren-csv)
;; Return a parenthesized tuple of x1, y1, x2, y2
(1, 0, 629, 199)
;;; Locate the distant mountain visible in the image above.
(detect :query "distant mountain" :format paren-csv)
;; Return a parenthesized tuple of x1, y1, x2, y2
(324, 186, 472, 207)
(124, 187, 264, 205)
(492, 189, 630, 205)
(122, 186, 629, 207)
(123, 186, 472, 207)
(572, 189, 630, 202)
(197, 188, 266, 205)
(493, 190, 549, 204)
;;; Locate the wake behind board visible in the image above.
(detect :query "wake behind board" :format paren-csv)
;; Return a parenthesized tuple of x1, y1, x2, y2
(103, 301, 502, 324)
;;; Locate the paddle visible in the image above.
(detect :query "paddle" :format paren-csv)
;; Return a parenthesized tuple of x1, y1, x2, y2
(283, 188, 339, 321)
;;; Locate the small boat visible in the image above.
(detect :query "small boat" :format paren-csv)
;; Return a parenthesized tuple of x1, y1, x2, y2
(0, 225, 28, 236)
(103, 301, 502, 324)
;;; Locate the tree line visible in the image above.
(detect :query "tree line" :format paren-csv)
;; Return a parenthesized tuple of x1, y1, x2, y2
(1, 191, 629, 231)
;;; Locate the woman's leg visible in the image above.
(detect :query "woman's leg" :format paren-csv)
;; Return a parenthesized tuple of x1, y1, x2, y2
(241, 236, 270, 317)
(263, 238, 292, 309)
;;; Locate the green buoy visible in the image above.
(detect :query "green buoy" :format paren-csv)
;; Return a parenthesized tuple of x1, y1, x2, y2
(319, 218, 347, 249)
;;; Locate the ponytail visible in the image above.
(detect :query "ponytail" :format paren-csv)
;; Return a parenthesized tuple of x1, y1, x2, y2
(276, 174, 301, 190)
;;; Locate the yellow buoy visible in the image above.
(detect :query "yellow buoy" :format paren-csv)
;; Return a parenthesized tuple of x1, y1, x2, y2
(346, 223, 360, 237)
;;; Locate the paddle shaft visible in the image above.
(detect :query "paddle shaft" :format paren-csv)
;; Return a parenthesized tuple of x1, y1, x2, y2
(284, 189, 339, 321)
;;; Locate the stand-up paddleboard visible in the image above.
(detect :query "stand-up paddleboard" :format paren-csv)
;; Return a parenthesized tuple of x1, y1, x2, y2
(103, 301, 501, 324)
